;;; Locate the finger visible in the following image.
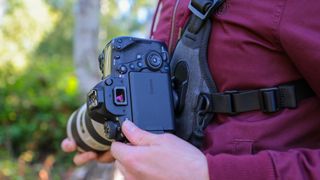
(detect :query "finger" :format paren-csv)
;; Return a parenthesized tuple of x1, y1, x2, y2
(96, 150, 115, 163)
(115, 160, 126, 176)
(111, 142, 137, 163)
(115, 160, 135, 180)
(121, 120, 158, 146)
(73, 151, 97, 166)
(61, 138, 77, 152)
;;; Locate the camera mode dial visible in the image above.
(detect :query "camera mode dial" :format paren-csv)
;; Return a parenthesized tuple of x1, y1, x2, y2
(146, 51, 163, 71)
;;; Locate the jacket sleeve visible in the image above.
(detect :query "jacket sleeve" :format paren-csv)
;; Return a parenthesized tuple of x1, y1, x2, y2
(206, 149, 320, 180)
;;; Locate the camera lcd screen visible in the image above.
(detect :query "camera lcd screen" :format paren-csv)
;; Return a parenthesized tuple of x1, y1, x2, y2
(129, 72, 175, 131)
(103, 46, 112, 78)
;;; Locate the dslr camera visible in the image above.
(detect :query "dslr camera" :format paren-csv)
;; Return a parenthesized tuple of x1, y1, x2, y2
(67, 37, 175, 152)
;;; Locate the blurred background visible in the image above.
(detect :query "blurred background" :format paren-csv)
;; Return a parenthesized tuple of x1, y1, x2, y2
(0, 0, 156, 179)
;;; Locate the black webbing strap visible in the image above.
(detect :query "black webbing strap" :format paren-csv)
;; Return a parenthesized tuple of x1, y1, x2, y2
(188, 0, 224, 34)
(211, 80, 315, 114)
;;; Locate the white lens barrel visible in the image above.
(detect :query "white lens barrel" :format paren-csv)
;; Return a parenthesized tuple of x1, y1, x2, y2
(67, 104, 111, 152)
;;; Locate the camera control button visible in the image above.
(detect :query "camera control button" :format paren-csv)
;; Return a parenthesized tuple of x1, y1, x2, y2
(136, 54, 142, 60)
(162, 52, 168, 62)
(164, 65, 170, 72)
(105, 79, 113, 86)
(137, 62, 143, 68)
(129, 64, 135, 70)
(118, 65, 127, 74)
(146, 52, 163, 70)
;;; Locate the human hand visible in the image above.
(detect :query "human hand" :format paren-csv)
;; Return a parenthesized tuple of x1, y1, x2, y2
(111, 121, 209, 180)
(61, 138, 114, 165)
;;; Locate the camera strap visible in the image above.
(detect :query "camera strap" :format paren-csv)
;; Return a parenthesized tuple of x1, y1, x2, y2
(171, 0, 315, 148)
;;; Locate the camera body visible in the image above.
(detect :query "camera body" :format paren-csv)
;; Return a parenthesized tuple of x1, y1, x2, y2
(87, 37, 175, 142)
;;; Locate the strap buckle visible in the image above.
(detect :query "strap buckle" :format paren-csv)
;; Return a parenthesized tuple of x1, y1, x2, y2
(188, 0, 225, 20)
(223, 90, 239, 115)
(259, 87, 280, 113)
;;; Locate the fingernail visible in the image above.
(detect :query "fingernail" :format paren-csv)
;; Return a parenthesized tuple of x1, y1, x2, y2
(123, 120, 135, 133)
(66, 143, 72, 149)
(66, 140, 74, 148)
(62, 139, 69, 148)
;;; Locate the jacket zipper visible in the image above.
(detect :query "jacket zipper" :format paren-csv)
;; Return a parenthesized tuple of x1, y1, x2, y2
(168, 0, 181, 53)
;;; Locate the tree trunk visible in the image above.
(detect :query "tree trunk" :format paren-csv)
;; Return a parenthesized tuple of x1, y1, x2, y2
(73, 1, 117, 179)
(73, 0, 101, 96)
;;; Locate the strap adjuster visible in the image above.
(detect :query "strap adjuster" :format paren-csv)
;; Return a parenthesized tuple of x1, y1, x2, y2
(223, 90, 239, 115)
(188, 0, 225, 20)
(258, 88, 280, 113)
(211, 80, 314, 115)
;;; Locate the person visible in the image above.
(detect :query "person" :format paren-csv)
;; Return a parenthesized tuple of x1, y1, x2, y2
(62, 0, 320, 179)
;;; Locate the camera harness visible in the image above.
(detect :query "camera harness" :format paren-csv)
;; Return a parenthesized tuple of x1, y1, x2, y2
(171, 0, 316, 148)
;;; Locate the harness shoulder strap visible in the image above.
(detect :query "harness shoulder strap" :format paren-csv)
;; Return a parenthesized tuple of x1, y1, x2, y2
(171, 0, 224, 148)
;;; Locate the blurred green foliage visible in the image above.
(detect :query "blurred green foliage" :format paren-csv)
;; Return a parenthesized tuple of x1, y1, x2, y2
(0, 0, 155, 178)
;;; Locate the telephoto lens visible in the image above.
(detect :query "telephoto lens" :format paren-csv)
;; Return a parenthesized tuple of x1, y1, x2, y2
(66, 104, 111, 152)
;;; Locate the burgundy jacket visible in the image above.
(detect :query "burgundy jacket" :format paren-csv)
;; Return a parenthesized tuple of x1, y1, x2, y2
(150, 0, 320, 179)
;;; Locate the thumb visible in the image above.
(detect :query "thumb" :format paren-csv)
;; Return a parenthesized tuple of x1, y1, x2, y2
(121, 120, 158, 146)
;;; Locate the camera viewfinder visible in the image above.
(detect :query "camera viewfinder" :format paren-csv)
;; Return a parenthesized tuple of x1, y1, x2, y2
(114, 87, 127, 106)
